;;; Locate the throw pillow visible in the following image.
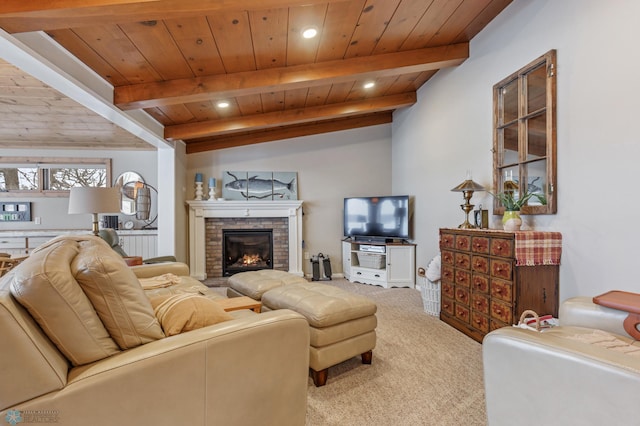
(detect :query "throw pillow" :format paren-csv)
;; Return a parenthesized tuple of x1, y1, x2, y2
(72, 239, 165, 350)
(10, 239, 120, 366)
(150, 293, 233, 336)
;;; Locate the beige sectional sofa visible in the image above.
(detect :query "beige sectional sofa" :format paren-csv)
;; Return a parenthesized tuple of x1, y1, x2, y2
(0, 236, 309, 426)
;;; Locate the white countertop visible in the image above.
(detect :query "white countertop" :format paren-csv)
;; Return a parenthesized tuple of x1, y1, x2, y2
(0, 229, 157, 238)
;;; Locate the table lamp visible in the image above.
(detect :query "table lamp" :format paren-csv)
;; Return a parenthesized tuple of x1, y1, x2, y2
(68, 187, 121, 235)
(451, 178, 485, 229)
(503, 178, 519, 193)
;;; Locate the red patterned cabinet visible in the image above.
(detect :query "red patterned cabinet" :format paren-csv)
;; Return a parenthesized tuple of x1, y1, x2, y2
(439, 228, 561, 342)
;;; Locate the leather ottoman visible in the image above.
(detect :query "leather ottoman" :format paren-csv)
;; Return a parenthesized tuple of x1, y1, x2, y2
(262, 282, 377, 386)
(226, 270, 308, 300)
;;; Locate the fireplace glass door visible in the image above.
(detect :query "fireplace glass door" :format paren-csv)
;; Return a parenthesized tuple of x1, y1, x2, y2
(223, 229, 273, 276)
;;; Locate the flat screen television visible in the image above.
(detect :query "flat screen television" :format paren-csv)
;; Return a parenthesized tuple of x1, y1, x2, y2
(343, 195, 411, 241)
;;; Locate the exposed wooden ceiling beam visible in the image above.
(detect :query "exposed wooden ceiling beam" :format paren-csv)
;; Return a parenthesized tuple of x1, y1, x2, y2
(185, 112, 393, 154)
(167, 92, 415, 140)
(0, 0, 345, 33)
(116, 44, 468, 110)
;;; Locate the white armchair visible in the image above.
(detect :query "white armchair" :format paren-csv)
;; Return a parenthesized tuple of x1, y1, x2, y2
(483, 296, 640, 426)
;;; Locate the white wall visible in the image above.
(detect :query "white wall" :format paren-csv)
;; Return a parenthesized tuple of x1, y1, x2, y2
(0, 148, 158, 231)
(392, 0, 640, 300)
(187, 124, 392, 276)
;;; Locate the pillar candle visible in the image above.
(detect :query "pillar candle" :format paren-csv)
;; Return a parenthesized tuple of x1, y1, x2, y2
(209, 177, 215, 187)
(195, 173, 203, 183)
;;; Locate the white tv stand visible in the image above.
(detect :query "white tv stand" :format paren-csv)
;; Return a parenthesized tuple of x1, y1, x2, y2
(342, 239, 415, 288)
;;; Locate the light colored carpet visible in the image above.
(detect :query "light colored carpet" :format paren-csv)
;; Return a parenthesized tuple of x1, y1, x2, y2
(303, 279, 486, 426)
(208, 278, 486, 425)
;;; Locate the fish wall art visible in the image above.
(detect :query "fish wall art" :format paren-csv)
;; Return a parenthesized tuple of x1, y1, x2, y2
(222, 171, 298, 200)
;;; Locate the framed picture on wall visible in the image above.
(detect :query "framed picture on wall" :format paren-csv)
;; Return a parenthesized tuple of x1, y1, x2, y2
(222, 171, 298, 200)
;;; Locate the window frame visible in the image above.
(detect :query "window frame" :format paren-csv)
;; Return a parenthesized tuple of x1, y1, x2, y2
(492, 49, 557, 215)
(0, 157, 112, 197)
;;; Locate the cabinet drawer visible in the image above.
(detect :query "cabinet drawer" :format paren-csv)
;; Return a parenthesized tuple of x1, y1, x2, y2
(27, 237, 52, 250)
(491, 278, 513, 303)
(442, 281, 455, 299)
(351, 267, 387, 282)
(471, 274, 489, 293)
(442, 265, 454, 283)
(454, 303, 470, 324)
(454, 286, 469, 305)
(471, 236, 489, 254)
(441, 296, 455, 316)
(0, 248, 27, 256)
(490, 238, 513, 258)
(0, 238, 27, 249)
(441, 250, 454, 266)
(471, 293, 489, 315)
(454, 252, 470, 269)
(490, 299, 513, 324)
(440, 233, 455, 249)
(454, 234, 471, 251)
(471, 255, 489, 274)
(454, 269, 470, 287)
(490, 259, 512, 280)
(490, 319, 507, 332)
(471, 311, 490, 333)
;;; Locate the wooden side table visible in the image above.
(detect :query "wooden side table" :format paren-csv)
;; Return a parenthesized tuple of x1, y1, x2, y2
(214, 296, 261, 313)
(123, 256, 143, 266)
(593, 290, 640, 340)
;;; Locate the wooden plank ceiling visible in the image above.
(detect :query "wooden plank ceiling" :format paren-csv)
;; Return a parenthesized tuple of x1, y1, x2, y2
(0, 58, 154, 150)
(0, 0, 512, 153)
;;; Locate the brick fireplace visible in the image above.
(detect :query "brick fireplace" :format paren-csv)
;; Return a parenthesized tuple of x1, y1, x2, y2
(206, 218, 288, 277)
(187, 200, 303, 280)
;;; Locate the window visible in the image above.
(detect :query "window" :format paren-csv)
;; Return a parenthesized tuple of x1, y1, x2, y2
(493, 50, 557, 214)
(0, 157, 112, 196)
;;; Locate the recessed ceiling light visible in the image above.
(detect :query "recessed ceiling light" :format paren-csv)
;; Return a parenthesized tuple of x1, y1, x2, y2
(363, 81, 375, 89)
(217, 101, 230, 108)
(302, 27, 318, 39)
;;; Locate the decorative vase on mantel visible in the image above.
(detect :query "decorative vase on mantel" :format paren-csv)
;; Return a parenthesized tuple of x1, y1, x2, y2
(502, 210, 522, 232)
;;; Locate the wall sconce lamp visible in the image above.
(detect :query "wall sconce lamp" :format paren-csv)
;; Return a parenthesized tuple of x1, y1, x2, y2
(451, 178, 485, 229)
(68, 187, 121, 235)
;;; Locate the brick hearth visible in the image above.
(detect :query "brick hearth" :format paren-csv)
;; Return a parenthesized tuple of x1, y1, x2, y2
(205, 217, 289, 278)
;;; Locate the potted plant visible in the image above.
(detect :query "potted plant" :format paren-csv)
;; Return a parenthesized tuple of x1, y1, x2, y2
(491, 190, 547, 231)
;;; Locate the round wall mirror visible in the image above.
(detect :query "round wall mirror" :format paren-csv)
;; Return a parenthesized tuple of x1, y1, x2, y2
(114, 171, 144, 215)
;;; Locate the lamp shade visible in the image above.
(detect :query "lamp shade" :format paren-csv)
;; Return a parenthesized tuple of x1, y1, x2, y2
(68, 187, 120, 215)
(451, 179, 485, 192)
(503, 180, 519, 191)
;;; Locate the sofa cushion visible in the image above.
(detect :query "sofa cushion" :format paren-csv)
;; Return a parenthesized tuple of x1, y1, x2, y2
(149, 293, 233, 336)
(72, 239, 165, 350)
(262, 282, 377, 328)
(10, 239, 120, 366)
(228, 270, 308, 300)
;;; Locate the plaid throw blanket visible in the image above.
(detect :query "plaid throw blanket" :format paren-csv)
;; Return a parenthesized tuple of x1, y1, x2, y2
(514, 231, 562, 266)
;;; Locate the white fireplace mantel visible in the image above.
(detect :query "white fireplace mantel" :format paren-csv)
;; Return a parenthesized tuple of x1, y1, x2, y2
(187, 200, 304, 279)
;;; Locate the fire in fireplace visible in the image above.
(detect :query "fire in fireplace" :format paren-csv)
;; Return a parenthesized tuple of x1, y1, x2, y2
(223, 229, 273, 276)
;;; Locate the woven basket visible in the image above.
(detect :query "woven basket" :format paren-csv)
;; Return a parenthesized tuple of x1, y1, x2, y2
(419, 275, 441, 316)
(356, 252, 385, 269)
